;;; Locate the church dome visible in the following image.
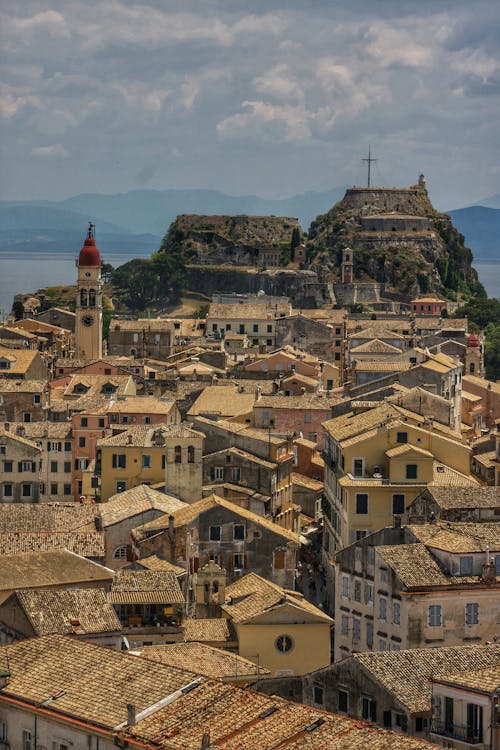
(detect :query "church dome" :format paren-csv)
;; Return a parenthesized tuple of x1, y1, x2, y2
(78, 224, 101, 267)
(467, 331, 480, 348)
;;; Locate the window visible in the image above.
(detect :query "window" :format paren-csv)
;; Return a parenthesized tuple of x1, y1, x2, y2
(22, 484, 32, 498)
(354, 580, 361, 602)
(362, 697, 377, 722)
(3, 461, 12, 473)
(187, 445, 195, 463)
(465, 602, 479, 625)
(366, 621, 373, 647)
(379, 639, 387, 651)
(211, 466, 224, 481)
(64, 461, 71, 473)
(81, 417, 88, 427)
(234, 552, 245, 569)
(405, 464, 417, 479)
(467, 703, 483, 743)
(392, 494, 405, 515)
(116, 481, 126, 492)
(233, 524, 245, 540)
(98, 418, 105, 428)
(379, 597, 387, 620)
(253, 324, 259, 333)
(174, 445, 182, 463)
(338, 689, 349, 713)
(50, 460, 58, 473)
(3, 484, 13, 498)
(356, 493, 368, 514)
(313, 685, 324, 706)
(64, 484, 71, 495)
(364, 582, 373, 604)
(353, 458, 364, 477)
(341, 614, 349, 635)
(428, 604, 442, 627)
(460, 556, 473, 575)
(141, 454, 152, 469)
(22, 730, 31, 750)
(112, 454, 127, 468)
(275, 634, 293, 653)
(393, 601, 400, 625)
(114, 546, 129, 559)
(79, 436, 86, 448)
(304, 412, 312, 424)
(396, 431, 408, 444)
(341, 575, 350, 598)
(50, 483, 58, 495)
(23, 413, 31, 423)
(334, 352, 340, 360)
(209, 525, 221, 541)
(162, 455, 166, 470)
(231, 466, 241, 482)
(353, 617, 361, 642)
(64, 442, 72, 452)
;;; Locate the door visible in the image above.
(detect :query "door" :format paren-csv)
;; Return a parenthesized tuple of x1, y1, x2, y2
(444, 697, 453, 735)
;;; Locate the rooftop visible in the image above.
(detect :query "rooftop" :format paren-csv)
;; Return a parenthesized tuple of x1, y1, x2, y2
(136, 642, 268, 679)
(99, 485, 187, 527)
(109, 570, 184, 604)
(0, 550, 113, 592)
(182, 618, 232, 643)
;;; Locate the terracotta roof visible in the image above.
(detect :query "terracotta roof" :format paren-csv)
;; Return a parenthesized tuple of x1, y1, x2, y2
(0, 346, 42, 375)
(0, 550, 113, 591)
(110, 318, 172, 331)
(408, 522, 500, 553)
(100, 485, 187, 527)
(376, 544, 449, 587)
(10, 589, 121, 635)
(223, 572, 332, 624)
(204, 446, 275, 469)
(463, 374, 500, 396)
(7, 421, 72, 439)
(133, 555, 186, 576)
(183, 618, 231, 643)
(351, 645, 500, 713)
(137, 643, 268, 678)
(0, 503, 97, 533)
(433, 664, 500, 694)
(0, 531, 105, 558)
(187, 385, 256, 418)
(350, 339, 402, 354)
(105, 396, 177, 414)
(354, 360, 411, 372)
(386, 443, 433, 459)
(255, 394, 333, 410)
(0, 379, 47, 392)
(419, 487, 500, 510)
(291, 473, 324, 491)
(98, 422, 203, 447)
(134, 494, 302, 545)
(208, 303, 289, 320)
(109, 570, 184, 604)
(0, 635, 197, 728)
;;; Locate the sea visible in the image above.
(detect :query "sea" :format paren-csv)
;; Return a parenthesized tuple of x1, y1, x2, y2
(0, 251, 499, 319)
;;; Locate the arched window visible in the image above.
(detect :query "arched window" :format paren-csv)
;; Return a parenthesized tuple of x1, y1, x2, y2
(89, 288, 96, 306)
(212, 581, 219, 594)
(469, 362, 475, 374)
(113, 545, 129, 560)
(80, 289, 88, 307)
(174, 445, 182, 463)
(187, 445, 195, 463)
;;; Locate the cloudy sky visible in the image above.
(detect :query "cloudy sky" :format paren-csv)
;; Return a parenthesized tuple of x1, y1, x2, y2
(1, 0, 499, 209)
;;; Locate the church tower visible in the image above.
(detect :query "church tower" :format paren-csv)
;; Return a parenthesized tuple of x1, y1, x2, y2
(341, 247, 353, 284)
(75, 223, 103, 360)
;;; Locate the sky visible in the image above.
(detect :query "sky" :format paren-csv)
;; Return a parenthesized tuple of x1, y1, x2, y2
(1, 0, 499, 210)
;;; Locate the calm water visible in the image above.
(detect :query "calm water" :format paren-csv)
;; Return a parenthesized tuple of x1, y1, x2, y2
(0, 253, 498, 319)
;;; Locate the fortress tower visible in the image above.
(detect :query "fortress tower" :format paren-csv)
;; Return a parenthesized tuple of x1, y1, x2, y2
(341, 248, 353, 284)
(75, 223, 103, 360)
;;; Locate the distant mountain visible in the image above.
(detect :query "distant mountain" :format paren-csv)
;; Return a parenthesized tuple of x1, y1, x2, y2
(447, 205, 500, 261)
(472, 194, 500, 209)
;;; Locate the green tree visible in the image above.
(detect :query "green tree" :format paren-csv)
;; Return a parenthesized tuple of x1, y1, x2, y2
(484, 323, 500, 380)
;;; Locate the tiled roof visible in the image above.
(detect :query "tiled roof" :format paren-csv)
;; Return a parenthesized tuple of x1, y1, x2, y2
(204, 446, 275, 469)
(386, 443, 433, 458)
(0, 379, 47, 392)
(109, 570, 184, 604)
(7, 421, 71, 438)
(0, 550, 113, 591)
(122, 678, 438, 750)
(350, 339, 402, 354)
(0, 346, 41, 374)
(106, 396, 176, 414)
(110, 318, 172, 331)
(0, 502, 98, 533)
(408, 522, 500, 553)
(133, 494, 301, 545)
(291, 472, 324, 491)
(463, 374, 500, 395)
(187, 385, 256, 418)
(183, 618, 231, 643)
(433, 664, 500, 693)
(0, 428, 41, 451)
(0, 634, 197, 728)
(352, 645, 500, 713)
(0, 531, 105, 558)
(12, 589, 121, 635)
(100, 485, 187, 527)
(256, 394, 333, 410)
(133, 555, 186, 575)
(430, 462, 479, 487)
(208, 303, 289, 320)
(137, 642, 268, 678)
(421, 487, 500, 510)
(354, 360, 411, 372)
(376, 544, 449, 587)
(98, 422, 203, 447)
(224, 572, 332, 624)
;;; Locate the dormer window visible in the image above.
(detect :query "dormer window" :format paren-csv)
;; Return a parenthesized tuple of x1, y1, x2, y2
(459, 556, 473, 575)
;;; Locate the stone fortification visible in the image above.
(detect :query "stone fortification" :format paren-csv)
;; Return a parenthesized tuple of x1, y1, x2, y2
(307, 177, 482, 299)
(164, 214, 303, 268)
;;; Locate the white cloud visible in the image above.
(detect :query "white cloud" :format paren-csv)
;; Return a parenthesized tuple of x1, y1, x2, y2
(217, 100, 312, 142)
(31, 143, 69, 157)
(253, 65, 303, 102)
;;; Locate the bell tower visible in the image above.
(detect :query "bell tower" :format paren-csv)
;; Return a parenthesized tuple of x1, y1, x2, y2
(75, 223, 103, 360)
(341, 247, 353, 284)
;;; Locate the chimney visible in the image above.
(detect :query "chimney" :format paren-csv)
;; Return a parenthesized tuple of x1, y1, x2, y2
(168, 514, 175, 542)
(127, 434, 133, 444)
(95, 515, 103, 532)
(127, 704, 136, 726)
(393, 515, 402, 529)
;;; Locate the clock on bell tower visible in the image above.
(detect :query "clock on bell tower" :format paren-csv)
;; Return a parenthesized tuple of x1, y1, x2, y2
(75, 223, 103, 361)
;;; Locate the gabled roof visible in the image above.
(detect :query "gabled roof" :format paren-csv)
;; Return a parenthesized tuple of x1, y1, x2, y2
(0, 502, 98, 533)
(385, 444, 433, 459)
(137, 642, 268, 679)
(131, 555, 186, 576)
(133, 495, 301, 545)
(350, 338, 402, 354)
(351, 645, 500, 714)
(187, 384, 256, 418)
(0, 531, 104, 559)
(100, 485, 187, 527)
(418, 487, 500, 510)
(182, 618, 231, 643)
(8, 588, 121, 635)
(223, 572, 332, 624)
(433, 664, 500, 694)
(109, 570, 184, 604)
(0, 550, 114, 591)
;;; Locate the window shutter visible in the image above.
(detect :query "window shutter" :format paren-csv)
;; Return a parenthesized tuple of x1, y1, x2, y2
(210, 466, 215, 481)
(112, 454, 117, 468)
(31, 462, 36, 472)
(18, 461, 22, 472)
(243, 554, 248, 569)
(370, 700, 377, 723)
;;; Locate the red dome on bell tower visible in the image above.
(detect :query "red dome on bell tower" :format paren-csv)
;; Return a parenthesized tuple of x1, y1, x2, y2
(78, 223, 101, 267)
(467, 331, 480, 348)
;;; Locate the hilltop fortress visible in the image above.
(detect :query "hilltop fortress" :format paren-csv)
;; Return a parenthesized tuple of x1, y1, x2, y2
(159, 177, 481, 308)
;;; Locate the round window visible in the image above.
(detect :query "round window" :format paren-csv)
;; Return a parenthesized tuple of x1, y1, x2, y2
(275, 634, 293, 653)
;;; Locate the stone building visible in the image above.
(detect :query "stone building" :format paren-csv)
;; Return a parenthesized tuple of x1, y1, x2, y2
(0, 427, 41, 503)
(407, 486, 500, 523)
(0, 379, 49, 423)
(108, 318, 172, 359)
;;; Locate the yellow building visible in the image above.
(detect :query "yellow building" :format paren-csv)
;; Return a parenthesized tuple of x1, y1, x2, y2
(95, 423, 204, 502)
(223, 572, 332, 677)
(322, 403, 479, 555)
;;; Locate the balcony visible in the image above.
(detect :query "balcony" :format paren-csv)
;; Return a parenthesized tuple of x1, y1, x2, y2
(431, 719, 483, 746)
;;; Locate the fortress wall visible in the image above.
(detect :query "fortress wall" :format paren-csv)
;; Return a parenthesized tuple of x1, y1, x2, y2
(359, 216, 434, 232)
(342, 188, 432, 215)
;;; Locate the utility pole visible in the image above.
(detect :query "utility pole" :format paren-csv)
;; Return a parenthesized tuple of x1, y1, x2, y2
(361, 146, 377, 188)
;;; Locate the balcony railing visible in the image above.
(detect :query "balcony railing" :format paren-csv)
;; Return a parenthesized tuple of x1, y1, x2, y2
(431, 719, 483, 745)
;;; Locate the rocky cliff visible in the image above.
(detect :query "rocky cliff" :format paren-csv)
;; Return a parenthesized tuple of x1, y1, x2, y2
(160, 214, 303, 267)
(307, 178, 483, 299)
